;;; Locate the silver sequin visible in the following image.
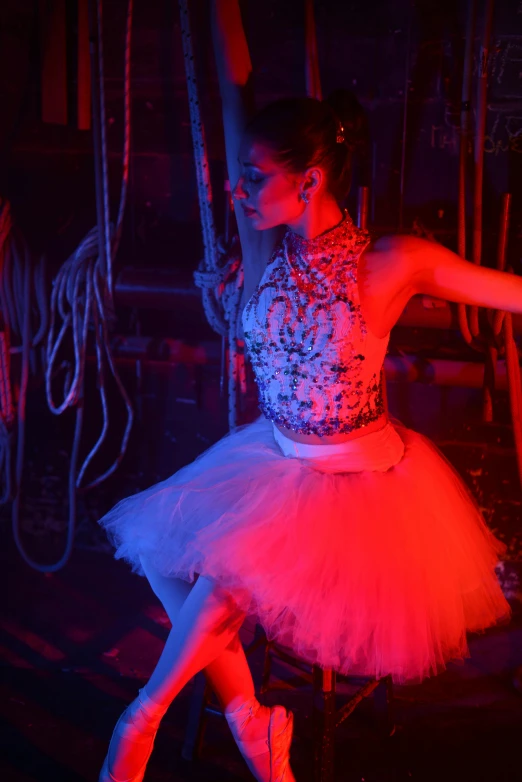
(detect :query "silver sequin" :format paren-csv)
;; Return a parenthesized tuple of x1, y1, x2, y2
(242, 213, 387, 436)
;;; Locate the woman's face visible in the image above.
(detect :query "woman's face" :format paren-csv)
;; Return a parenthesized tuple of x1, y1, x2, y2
(233, 137, 305, 230)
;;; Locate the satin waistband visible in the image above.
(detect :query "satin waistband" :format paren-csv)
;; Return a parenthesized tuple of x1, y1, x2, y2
(272, 421, 405, 473)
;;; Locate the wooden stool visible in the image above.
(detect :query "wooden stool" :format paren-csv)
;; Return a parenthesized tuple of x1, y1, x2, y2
(182, 633, 394, 781)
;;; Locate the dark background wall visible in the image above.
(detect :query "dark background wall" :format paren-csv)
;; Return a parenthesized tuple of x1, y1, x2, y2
(1, 0, 521, 271)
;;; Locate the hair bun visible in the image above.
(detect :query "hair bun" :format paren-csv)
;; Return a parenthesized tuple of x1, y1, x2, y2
(245, 96, 360, 202)
(324, 90, 369, 155)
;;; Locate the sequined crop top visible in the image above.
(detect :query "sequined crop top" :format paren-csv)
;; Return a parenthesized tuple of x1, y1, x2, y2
(242, 213, 388, 437)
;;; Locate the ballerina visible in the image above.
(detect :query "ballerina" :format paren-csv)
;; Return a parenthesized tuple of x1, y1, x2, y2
(97, 2, 518, 780)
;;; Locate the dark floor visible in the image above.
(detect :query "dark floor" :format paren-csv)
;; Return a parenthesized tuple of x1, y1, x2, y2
(2, 533, 522, 782)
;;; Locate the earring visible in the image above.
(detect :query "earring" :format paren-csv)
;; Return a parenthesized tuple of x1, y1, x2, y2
(301, 192, 310, 204)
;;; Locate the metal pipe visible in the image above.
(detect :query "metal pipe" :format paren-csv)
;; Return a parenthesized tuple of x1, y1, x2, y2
(109, 335, 221, 364)
(370, 141, 377, 224)
(220, 179, 235, 398)
(115, 267, 200, 310)
(482, 343, 496, 421)
(504, 312, 522, 485)
(470, 0, 495, 337)
(458, 0, 477, 261)
(113, 269, 522, 337)
(483, 192, 512, 421)
(100, 337, 513, 391)
(304, 0, 322, 100)
(88, 0, 109, 282)
(398, 2, 413, 232)
(494, 194, 522, 486)
(384, 355, 511, 389)
(357, 186, 369, 231)
(457, 0, 477, 346)
(398, 298, 522, 335)
(492, 193, 512, 336)
(496, 192, 511, 274)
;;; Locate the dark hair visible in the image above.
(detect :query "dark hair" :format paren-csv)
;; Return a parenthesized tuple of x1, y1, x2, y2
(244, 90, 369, 202)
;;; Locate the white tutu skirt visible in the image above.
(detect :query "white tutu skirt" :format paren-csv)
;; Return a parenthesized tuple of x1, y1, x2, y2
(99, 416, 510, 684)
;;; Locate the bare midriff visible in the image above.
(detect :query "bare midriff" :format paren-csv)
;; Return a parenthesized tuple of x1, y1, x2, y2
(274, 412, 389, 445)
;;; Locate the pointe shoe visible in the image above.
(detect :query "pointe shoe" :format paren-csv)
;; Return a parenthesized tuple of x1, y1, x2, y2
(99, 691, 162, 782)
(229, 702, 296, 782)
(267, 706, 295, 782)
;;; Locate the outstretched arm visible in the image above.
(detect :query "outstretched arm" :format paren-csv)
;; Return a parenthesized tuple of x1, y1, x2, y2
(211, 0, 253, 192)
(378, 235, 522, 314)
(211, 0, 281, 309)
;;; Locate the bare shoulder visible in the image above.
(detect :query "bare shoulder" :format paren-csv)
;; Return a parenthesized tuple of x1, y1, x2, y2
(369, 233, 468, 272)
(359, 234, 416, 292)
(361, 234, 457, 291)
(366, 234, 425, 266)
(371, 234, 421, 253)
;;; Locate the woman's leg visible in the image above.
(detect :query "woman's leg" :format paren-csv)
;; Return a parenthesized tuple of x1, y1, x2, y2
(141, 559, 277, 779)
(142, 574, 246, 703)
(140, 556, 255, 711)
(105, 563, 274, 781)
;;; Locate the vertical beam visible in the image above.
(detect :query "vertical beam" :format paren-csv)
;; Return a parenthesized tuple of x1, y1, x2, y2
(457, 0, 477, 347)
(313, 666, 336, 782)
(398, 3, 413, 231)
(77, 0, 91, 129)
(304, 0, 322, 100)
(40, 0, 68, 125)
(357, 185, 369, 231)
(374, 675, 395, 738)
(458, 0, 477, 263)
(181, 672, 212, 761)
(88, 0, 109, 282)
(470, 0, 495, 337)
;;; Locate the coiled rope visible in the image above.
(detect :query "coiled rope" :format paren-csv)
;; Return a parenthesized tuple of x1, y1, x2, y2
(11, 0, 135, 572)
(0, 199, 47, 520)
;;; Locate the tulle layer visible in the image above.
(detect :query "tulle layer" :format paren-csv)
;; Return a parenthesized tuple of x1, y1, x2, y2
(99, 416, 510, 684)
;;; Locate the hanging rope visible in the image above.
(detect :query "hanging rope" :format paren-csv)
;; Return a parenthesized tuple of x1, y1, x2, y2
(179, 0, 246, 430)
(17, 0, 135, 573)
(46, 0, 134, 484)
(0, 204, 16, 503)
(0, 199, 49, 551)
